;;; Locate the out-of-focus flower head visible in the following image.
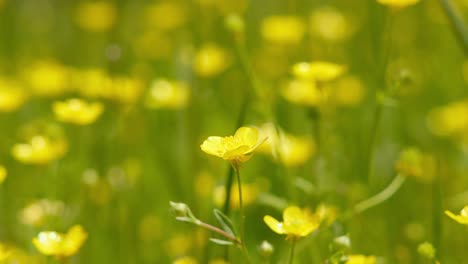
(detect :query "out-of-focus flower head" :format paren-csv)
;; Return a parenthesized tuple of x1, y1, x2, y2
(310, 6, 354, 42)
(394, 147, 435, 183)
(145, 1, 187, 31)
(0, 243, 11, 261)
(73, 68, 112, 99)
(139, 215, 161, 242)
(173, 256, 198, 264)
(261, 15, 305, 45)
(32, 225, 87, 257)
(377, 0, 420, 9)
(427, 100, 468, 139)
(264, 206, 320, 240)
(82, 169, 113, 205)
(330, 75, 365, 106)
(23, 60, 70, 97)
(133, 32, 173, 60)
(53, 98, 104, 125)
(193, 44, 231, 78)
(165, 233, 194, 257)
(213, 182, 259, 209)
(12, 135, 67, 165)
(0, 78, 28, 112)
(18, 199, 66, 227)
(200, 127, 266, 163)
(0, 165, 6, 184)
(281, 79, 324, 107)
(345, 255, 377, 264)
(145, 78, 190, 110)
(315, 203, 338, 226)
(75, 1, 117, 32)
(445, 206, 468, 225)
(292, 61, 346, 82)
(108, 76, 144, 104)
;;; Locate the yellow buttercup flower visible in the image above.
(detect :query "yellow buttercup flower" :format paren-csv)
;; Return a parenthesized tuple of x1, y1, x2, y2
(145, 1, 187, 31)
(377, 0, 420, 8)
(427, 100, 468, 138)
(193, 44, 231, 77)
(32, 225, 88, 257)
(346, 255, 377, 264)
(292, 61, 346, 82)
(0, 78, 28, 112)
(264, 206, 320, 240)
(200, 127, 265, 163)
(12, 135, 68, 165)
(73, 68, 112, 99)
(145, 78, 190, 109)
(0, 165, 6, 184)
(108, 76, 144, 104)
(445, 206, 468, 225)
(75, 1, 117, 32)
(281, 79, 325, 107)
(331, 75, 365, 106)
(53, 98, 104, 125)
(23, 60, 70, 97)
(0, 243, 11, 261)
(309, 7, 353, 42)
(18, 199, 66, 227)
(261, 16, 305, 45)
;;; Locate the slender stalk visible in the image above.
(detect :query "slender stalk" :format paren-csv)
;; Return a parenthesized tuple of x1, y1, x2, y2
(232, 162, 251, 263)
(439, 0, 468, 54)
(197, 221, 241, 244)
(354, 174, 406, 214)
(289, 240, 297, 264)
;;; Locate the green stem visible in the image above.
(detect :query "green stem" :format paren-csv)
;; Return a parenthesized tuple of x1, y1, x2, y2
(354, 174, 406, 214)
(289, 240, 297, 264)
(197, 221, 241, 244)
(233, 163, 251, 263)
(439, 0, 468, 54)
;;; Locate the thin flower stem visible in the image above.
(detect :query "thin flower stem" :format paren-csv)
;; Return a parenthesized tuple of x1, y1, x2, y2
(439, 0, 468, 54)
(233, 163, 251, 263)
(197, 221, 241, 244)
(289, 240, 297, 264)
(354, 174, 406, 214)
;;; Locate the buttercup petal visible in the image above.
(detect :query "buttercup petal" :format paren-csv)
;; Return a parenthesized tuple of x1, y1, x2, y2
(264, 215, 285, 234)
(200, 136, 225, 157)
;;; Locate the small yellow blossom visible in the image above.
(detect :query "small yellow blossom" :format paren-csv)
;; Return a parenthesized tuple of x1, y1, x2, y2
(0, 243, 11, 261)
(193, 44, 231, 77)
(292, 61, 346, 82)
(145, 78, 190, 109)
(213, 182, 259, 209)
(12, 135, 68, 165)
(346, 255, 377, 264)
(261, 16, 305, 45)
(427, 100, 468, 138)
(377, 0, 420, 8)
(23, 60, 70, 97)
(394, 147, 435, 182)
(200, 127, 265, 163)
(53, 98, 104, 125)
(0, 165, 6, 184)
(331, 75, 365, 106)
(108, 76, 144, 104)
(310, 7, 353, 42)
(173, 256, 198, 264)
(264, 206, 320, 240)
(0, 78, 28, 112)
(32, 225, 88, 257)
(145, 2, 187, 31)
(73, 68, 112, 99)
(75, 1, 116, 32)
(445, 206, 468, 225)
(281, 79, 325, 107)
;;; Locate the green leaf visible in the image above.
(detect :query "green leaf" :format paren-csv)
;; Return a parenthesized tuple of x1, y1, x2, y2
(213, 209, 236, 236)
(209, 238, 234, 246)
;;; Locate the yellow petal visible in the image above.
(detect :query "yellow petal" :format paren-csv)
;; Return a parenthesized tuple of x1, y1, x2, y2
(63, 225, 88, 256)
(263, 215, 285, 234)
(234, 127, 258, 148)
(445, 210, 468, 225)
(32, 232, 63, 256)
(223, 145, 251, 161)
(200, 136, 225, 157)
(283, 206, 303, 224)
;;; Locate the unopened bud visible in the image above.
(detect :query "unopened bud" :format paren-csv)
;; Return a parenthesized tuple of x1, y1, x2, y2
(258, 240, 274, 258)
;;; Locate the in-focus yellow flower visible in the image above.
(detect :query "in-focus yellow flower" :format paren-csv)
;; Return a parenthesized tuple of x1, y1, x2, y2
(53, 98, 103, 125)
(0, 165, 6, 184)
(213, 182, 259, 209)
(281, 79, 325, 107)
(310, 7, 353, 42)
(394, 147, 435, 182)
(377, 0, 420, 8)
(173, 256, 198, 264)
(75, 1, 116, 32)
(200, 127, 265, 163)
(261, 16, 305, 45)
(346, 255, 377, 264)
(264, 206, 320, 240)
(145, 78, 190, 109)
(445, 206, 468, 225)
(193, 44, 231, 77)
(0, 243, 11, 261)
(32, 225, 88, 257)
(292, 61, 346, 82)
(0, 78, 28, 112)
(12, 135, 67, 165)
(145, 2, 187, 31)
(23, 60, 70, 97)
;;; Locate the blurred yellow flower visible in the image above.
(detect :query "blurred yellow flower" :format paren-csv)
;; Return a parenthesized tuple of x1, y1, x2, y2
(0, 78, 27, 112)
(173, 256, 198, 264)
(53, 98, 104, 125)
(310, 7, 353, 42)
(346, 255, 377, 264)
(75, 1, 116, 32)
(23, 60, 70, 97)
(166, 233, 194, 257)
(0, 243, 11, 261)
(138, 215, 161, 242)
(12, 135, 67, 165)
(427, 100, 468, 138)
(108, 76, 144, 104)
(331, 75, 365, 106)
(73, 68, 112, 99)
(145, 2, 187, 31)
(281, 79, 325, 107)
(292, 61, 346, 82)
(445, 206, 468, 225)
(316, 203, 338, 226)
(18, 199, 65, 227)
(394, 147, 435, 182)
(145, 78, 190, 109)
(0, 165, 6, 184)
(193, 44, 231, 77)
(32, 225, 87, 257)
(213, 182, 259, 209)
(264, 206, 320, 240)
(200, 127, 265, 163)
(261, 16, 305, 45)
(377, 0, 420, 8)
